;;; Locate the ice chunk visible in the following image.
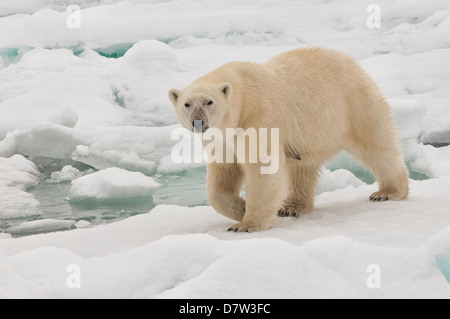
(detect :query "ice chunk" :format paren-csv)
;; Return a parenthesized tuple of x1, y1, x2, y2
(68, 167, 160, 202)
(71, 125, 176, 173)
(47, 165, 90, 184)
(123, 40, 177, 65)
(0, 122, 81, 159)
(409, 144, 450, 178)
(75, 145, 90, 157)
(75, 220, 90, 228)
(116, 152, 157, 174)
(0, 154, 42, 219)
(0, 154, 41, 187)
(157, 154, 205, 174)
(0, 187, 41, 220)
(72, 147, 157, 174)
(7, 219, 75, 236)
(121, 40, 178, 78)
(421, 113, 450, 147)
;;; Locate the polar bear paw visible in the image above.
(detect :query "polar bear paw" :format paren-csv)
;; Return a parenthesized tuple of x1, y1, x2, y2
(369, 192, 389, 201)
(227, 220, 273, 233)
(369, 190, 407, 201)
(277, 201, 312, 218)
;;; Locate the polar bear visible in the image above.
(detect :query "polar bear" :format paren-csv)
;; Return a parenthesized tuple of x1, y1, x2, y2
(168, 48, 409, 232)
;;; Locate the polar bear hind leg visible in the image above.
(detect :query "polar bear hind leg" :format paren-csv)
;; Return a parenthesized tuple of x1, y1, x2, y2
(345, 100, 409, 201)
(278, 160, 321, 217)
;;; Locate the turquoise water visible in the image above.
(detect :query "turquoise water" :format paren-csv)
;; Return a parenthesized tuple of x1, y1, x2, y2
(349, 163, 429, 185)
(436, 251, 450, 283)
(2, 161, 208, 237)
(1, 158, 428, 237)
(0, 47, 34, 66)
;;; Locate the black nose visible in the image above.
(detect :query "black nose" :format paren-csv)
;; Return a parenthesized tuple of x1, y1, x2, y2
(192, 119, 207, 133)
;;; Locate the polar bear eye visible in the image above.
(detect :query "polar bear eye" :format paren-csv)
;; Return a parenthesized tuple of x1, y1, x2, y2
(207, 100, 213, 106)
(184, 103, 190, 108)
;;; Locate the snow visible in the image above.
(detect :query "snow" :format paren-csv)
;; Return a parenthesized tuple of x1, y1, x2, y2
(68, 167, 160, 202)
(1, 0, 450, 299)
(1, 177, 450, 298)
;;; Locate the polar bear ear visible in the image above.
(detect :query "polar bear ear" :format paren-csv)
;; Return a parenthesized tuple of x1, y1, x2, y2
(219, 82, 232, 100)
(168, 89, 180, 105)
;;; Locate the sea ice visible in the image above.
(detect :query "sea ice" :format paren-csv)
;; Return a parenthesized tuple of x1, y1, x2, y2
(68, 167, 160, 202)
(7, 219, 76, 236)
(47, 165, 88, 183)
(1, 0, 450, 299)
(421, 113, 450, 146)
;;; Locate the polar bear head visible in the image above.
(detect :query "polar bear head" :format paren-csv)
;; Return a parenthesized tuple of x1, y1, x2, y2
(168, 82, 232, 133)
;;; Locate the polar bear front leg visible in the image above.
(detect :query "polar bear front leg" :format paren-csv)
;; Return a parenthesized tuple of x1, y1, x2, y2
(228, 163, 288, 232)
(207, 162, 246, 222)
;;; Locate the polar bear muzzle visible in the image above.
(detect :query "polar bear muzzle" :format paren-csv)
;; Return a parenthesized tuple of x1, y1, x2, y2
(190, 107, 209, 133)
(192, 119, 209, 133)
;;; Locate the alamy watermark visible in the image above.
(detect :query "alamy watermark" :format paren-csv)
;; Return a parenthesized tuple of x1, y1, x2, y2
(66, 4, 81, 29)
(171, 122, 280, 174)
(366, 264, 381, 288)
(366, 4, 381, 29)
(66, 264, 81, 289)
